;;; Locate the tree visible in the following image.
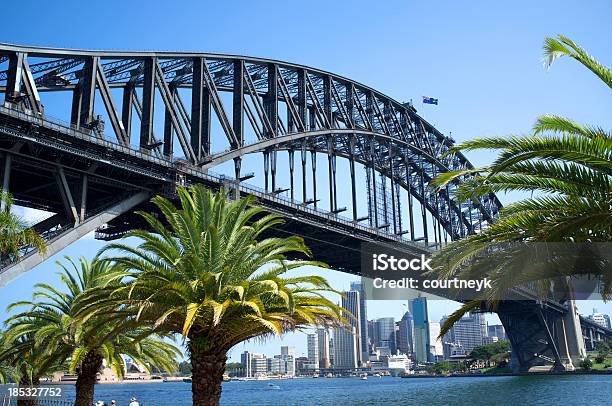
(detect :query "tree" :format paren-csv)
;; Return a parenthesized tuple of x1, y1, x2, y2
(431, 35, 612, 335)
(178, 360, 192, 376)
(0, 332, 67, 406)
(84, 186, 345, 406)
(596, 339, 610, 358)
(469, 341, 511, 367)
(0, 190, 45, 261)
(6, 257, 180, 406)
(580, 358, 593, 371)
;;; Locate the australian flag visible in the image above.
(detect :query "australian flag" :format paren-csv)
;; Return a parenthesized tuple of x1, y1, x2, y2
(422, 96, 438, 105)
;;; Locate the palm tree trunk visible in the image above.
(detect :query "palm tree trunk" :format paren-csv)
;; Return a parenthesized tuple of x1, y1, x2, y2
(189, 341, 227, 406)
(17, 376, 39, 406)
(74, 351, 103, 406)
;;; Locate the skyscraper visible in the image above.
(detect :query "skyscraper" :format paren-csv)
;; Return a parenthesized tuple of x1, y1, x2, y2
(342, 290, 363, 366)
(333, 326, 358, 369)
(375, 317, 396, 353)
(440, 312, 486, 358)
(350, 281, 369, 362)
(367, 319, 379, 353)
(317, 328, 331, 368)
(396, 310, 414, 355)
(307, 333, 319, 369)
(411, 297, 430, 363)
(487, 324, 506, 340)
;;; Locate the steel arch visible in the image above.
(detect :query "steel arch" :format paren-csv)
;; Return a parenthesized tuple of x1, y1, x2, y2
(0, 43, 502, 241)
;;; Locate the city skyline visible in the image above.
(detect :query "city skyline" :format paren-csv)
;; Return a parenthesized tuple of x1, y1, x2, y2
(229, 284, 610, 364)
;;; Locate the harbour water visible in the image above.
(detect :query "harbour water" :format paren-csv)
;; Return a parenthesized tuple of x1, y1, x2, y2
(60, 375, 611, 405)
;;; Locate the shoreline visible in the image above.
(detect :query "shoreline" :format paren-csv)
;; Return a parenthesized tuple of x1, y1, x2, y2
(43, 370, 612, 385)
(402, 370, 612, 379)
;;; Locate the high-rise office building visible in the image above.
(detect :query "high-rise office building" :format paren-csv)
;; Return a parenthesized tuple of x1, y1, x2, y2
(350, 281, 369, 362)
(411, 297, 430, 363)
(487, 324, 506, 340)
(396, 310, 414, 355)
(307, 333, 319, 369)
(440, 312, 485, 358)
(342, 290, 363, 366)
(329, 336, 335, 366)
(367, 319, 379, 353)
(375, 317, 396, 354)
(333, 325, 358, 369)
(317, 328, 331, 368)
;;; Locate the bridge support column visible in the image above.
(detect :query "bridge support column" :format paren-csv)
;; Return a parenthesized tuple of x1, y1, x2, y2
(498, 301, 567, 373)
(1, 153, 11, 211)
(263, 150, 269, 192)
(271, 149, 277, 192)
(327, 137, 336, 212)
(419, 158, 428, 244)
(404, 159, 415, 240)
(301, 143, 307, 202)
(56, 166, 79, 225)
(349, 145, 357, 221)
(234, 157, 241, 182)
(289, 150, 295, 201)
(561, 298, 586, 367)
(311, 151, 317, 208)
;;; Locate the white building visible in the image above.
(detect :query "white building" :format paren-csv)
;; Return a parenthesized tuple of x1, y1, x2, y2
(483, 336, 499, 345)
(241, 351, 267, 378)
(428, 322, 444, 362)
(307, 333, 319, 369)
(588, 309, 612, 329)
(268, 354, 295, 376)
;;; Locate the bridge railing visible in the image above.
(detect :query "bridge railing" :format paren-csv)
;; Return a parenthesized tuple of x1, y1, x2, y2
(0, 104, 173, 168)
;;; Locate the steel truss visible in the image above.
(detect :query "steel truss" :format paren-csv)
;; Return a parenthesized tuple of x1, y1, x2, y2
(0, 44, 502, 244)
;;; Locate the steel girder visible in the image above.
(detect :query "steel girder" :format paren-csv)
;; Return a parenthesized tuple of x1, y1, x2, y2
(0, 44, 502, 241)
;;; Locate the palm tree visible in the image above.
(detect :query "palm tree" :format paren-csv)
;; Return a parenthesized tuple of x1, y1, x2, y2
(0, 190, 45, 261)
(431, 35, 612, 335)
(6, 257, 181, 406)
(0, 331, 67, 406)
(83, 185, 346, 406)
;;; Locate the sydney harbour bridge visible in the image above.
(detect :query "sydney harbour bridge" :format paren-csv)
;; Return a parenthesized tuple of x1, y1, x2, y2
(0, 44, 609, 372)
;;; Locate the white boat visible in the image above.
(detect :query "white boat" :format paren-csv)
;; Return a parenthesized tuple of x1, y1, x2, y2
(360, 373, 368, 380)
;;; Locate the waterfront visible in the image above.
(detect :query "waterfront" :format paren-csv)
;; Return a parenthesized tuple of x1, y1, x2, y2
(57, 375, 612, 405)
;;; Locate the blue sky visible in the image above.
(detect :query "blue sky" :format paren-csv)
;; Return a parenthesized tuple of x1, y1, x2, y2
(1, 0, 612, 361)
